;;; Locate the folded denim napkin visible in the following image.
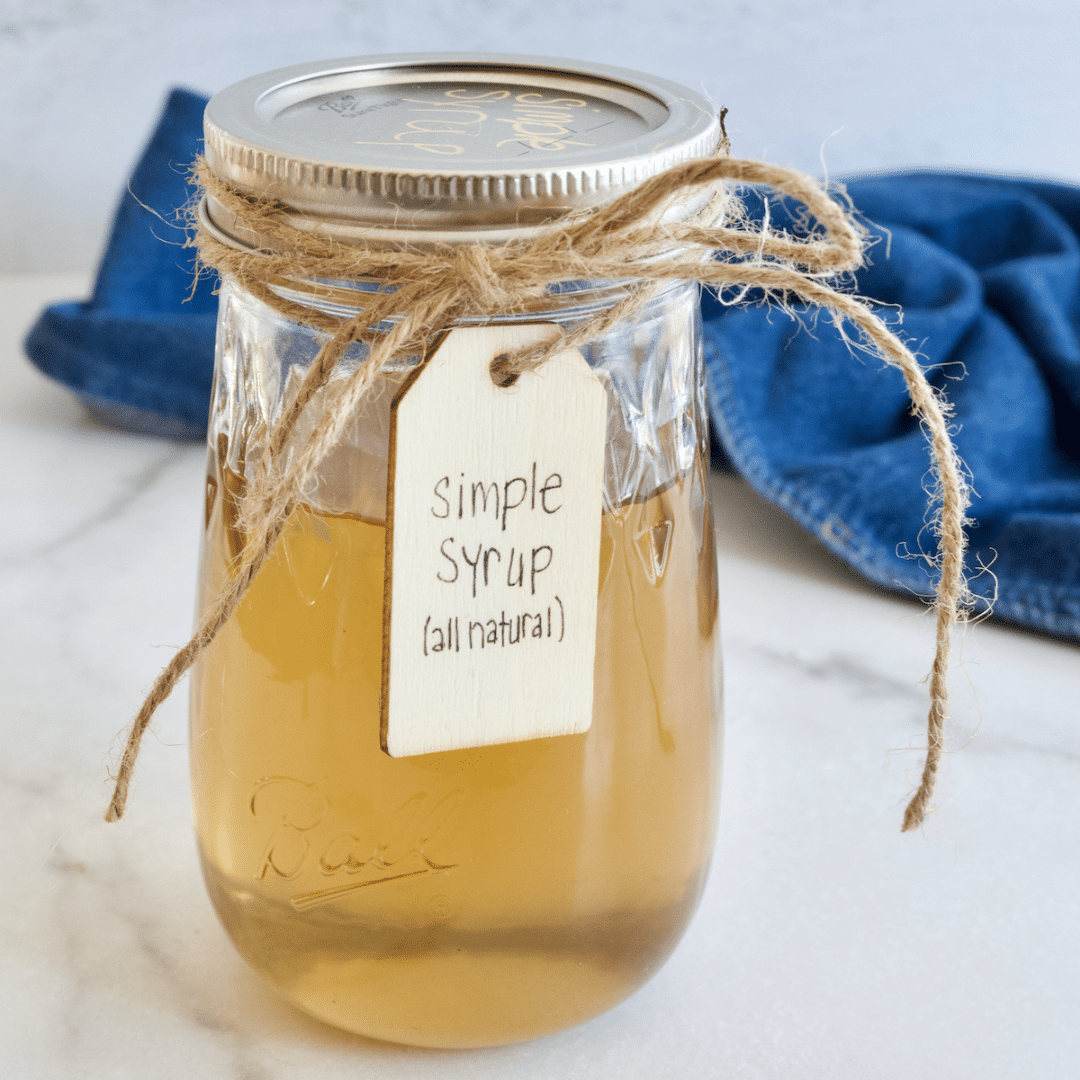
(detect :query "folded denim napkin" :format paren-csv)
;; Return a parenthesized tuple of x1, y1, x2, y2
(705, 175, 1080, 638)
(24, 89, 1080, 639)
(25, 89, 218, 439)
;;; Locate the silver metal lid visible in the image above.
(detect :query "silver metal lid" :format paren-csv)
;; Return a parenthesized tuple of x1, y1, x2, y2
(203, 53, 721, 248)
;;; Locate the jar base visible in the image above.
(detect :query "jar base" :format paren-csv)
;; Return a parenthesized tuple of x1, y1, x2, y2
(280, 949, 647, 1048)
(202, 852, 704, 1048)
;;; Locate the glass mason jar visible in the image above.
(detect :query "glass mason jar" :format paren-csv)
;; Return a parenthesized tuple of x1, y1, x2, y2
(190, 54, 723, 1048)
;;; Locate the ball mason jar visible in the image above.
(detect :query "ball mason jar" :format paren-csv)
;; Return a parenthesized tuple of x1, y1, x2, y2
(190, 54, 723, 1048)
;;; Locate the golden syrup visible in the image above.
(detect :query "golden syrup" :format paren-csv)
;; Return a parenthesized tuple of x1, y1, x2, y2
(190, 456, 720, 1048)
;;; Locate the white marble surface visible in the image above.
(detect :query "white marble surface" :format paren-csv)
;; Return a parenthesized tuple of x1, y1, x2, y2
(2, 273, 1078, 1078)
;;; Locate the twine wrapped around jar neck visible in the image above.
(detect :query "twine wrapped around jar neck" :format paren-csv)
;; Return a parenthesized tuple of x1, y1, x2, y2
(105, 136, 972, 833)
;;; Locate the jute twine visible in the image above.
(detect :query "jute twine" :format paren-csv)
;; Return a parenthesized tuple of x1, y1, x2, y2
(104, 139, 970, 832)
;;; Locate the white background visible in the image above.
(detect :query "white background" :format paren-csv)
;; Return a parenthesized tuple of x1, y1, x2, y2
(2, 0, 1078, 272)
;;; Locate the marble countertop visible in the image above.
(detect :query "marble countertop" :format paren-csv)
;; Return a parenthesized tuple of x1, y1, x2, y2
(3, 273, 1077, 1079)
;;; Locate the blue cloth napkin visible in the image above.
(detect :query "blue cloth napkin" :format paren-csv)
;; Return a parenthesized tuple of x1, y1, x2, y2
(704, 176, 1080, 638)
(25, 89, 218, 439)
(24, 89, 1080, 639)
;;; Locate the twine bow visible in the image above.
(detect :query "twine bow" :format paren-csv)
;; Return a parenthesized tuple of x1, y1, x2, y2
(105, 140, 970, 832)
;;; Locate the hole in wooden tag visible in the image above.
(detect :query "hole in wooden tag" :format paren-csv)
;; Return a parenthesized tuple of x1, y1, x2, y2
(489, 352, 520, 388)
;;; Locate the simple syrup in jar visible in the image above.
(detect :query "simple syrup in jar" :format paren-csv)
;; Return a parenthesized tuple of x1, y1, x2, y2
(190, 54, 723, 1048)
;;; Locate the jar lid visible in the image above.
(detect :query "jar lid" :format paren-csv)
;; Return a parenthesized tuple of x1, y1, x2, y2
(202, 53, 721, 248)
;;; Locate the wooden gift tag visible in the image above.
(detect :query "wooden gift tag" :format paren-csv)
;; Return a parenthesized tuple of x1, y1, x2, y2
(382, 324, 608, 758)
